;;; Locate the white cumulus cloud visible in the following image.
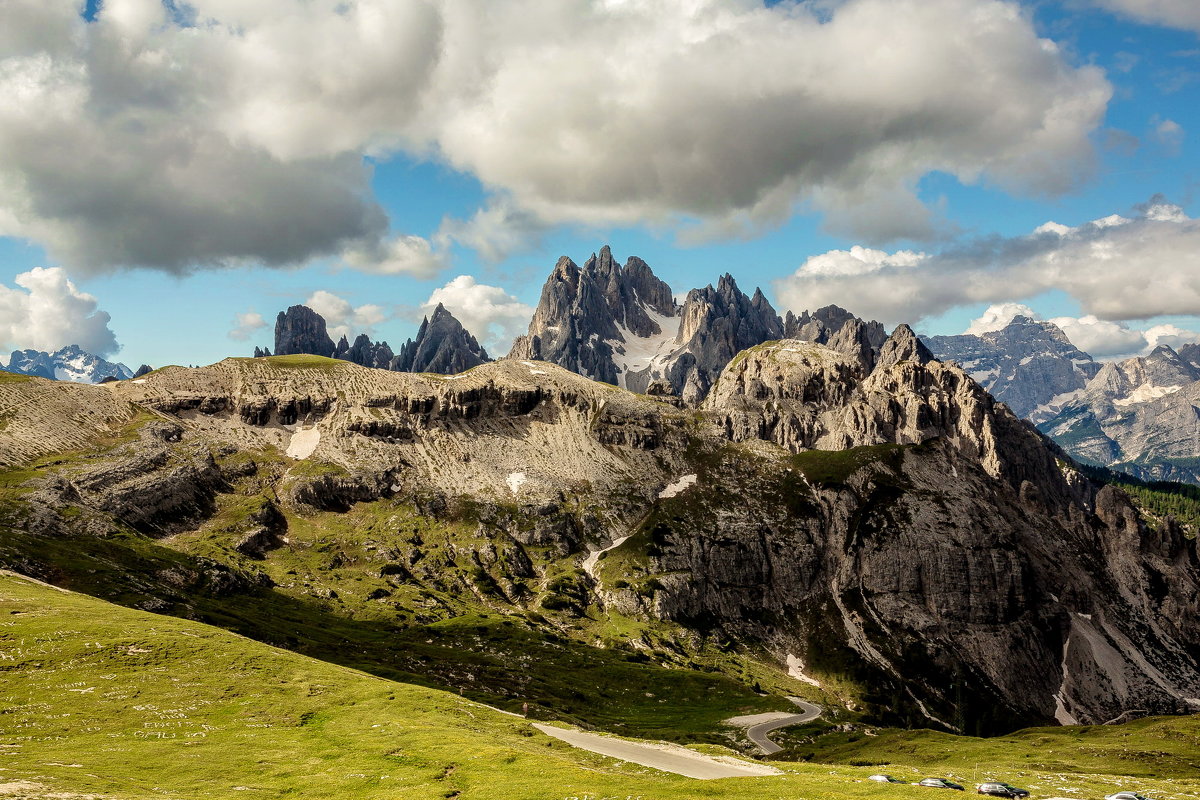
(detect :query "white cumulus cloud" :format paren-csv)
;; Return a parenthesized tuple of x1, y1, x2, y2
(962, 305, 1200, 358)
(965, 303, 1038, 335)
(0, 267, 119, 356)
(305, 290, 388, 343)
(0, 0, 1113, 273)
(775, 197, 1200, 327)
(342, 235, 446, 278)
(1094, 0, 1200, 34)
(437, 197, 551, 264)
(228, 311, 267, 342)
(1048, 315, 1151, 357)
(1143, 323, 1200, 351)
(421, 275, 534, 353)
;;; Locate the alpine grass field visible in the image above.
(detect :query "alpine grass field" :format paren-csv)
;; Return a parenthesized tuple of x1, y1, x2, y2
(1, 571, 1198, 799)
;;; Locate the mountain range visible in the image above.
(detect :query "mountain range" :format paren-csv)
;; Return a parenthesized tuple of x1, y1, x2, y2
(263, 301, 489, 374)
(4, 243, 1200, 798)
(1, 344, 135, 383)
(6, 247, 1200, 486)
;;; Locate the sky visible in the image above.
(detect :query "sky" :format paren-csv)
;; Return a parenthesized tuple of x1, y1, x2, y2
(1, 0, 1199, 369)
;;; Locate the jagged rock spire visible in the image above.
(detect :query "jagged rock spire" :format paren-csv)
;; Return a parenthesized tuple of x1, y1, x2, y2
(392, 303, 490, 374)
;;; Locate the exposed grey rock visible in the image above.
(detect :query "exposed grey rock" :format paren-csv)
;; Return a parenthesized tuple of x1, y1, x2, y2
(666, 276, 784, 403)
(510, 247, 785, 400)
(1039, 345, 1200, 483)
(509, 245, 678, 387)
(924, 316, 1100, 422)
(274, 305, 335, 357)
(786, 304, 888, 347)
(234, 500, 288, 559)
(348, 333, 394, 370)
(392, 303, 490, 374)
(133, 364, 154, 377)
(1179, 342, 1200, 370)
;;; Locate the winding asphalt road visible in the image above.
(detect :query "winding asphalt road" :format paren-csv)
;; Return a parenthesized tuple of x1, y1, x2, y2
(727, 697, 823, 755)
(531, 723, 782, 779)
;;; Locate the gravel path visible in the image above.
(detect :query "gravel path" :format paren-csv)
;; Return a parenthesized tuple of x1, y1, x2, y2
(532, 723, 783, 779)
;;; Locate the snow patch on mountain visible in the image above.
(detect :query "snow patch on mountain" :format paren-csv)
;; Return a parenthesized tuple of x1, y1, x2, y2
(609, 306, 680, 389)
(1112, 383, 1182, 406)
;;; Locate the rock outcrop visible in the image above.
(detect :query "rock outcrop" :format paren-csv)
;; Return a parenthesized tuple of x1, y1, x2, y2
(269, 303, 485, 374)
(924, 316, 1100, 422)
(1179, 343, 1200, 370)
(274, 305, 336, 357)
(392, 304, 490, 374)
(509, 245, 679, 387)
(785, 305, 888, 357)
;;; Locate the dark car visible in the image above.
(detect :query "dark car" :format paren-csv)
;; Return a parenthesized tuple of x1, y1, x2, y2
(918, 778, 966, 791)
(869, 774, 907, 784)
(978, 782, 1030, 798)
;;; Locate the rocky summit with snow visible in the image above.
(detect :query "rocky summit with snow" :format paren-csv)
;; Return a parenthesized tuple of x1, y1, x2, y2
(2, 344, 133, 384)
(923, 315, 1101, 423)
(1039, 344, 1200, 483)
(510, 246, 886, 403)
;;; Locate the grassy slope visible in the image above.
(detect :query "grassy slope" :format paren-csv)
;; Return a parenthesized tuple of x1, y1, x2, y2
(0, 571, 938, 800)
(0, 425, 792, 743)
(779, 718, 1200, 789)
(3, 574, 1199, 800)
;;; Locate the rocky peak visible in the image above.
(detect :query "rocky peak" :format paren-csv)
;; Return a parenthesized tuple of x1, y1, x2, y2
(1039, 345, 1200, 484)
(671, 274, 784, 402)
(1078, 344, 1200, 410)
(349, 333, 394, 370)
(1179, 342, 1200, 370)
(924, 314, 1100, 422)
(874, 324, 934, 371)
(509, 246, 681, 387)
(783, 304, 888, 371)
(392, 303, 490, 375)
(785, 304, 888, 349)
(274, 305, 336, 358)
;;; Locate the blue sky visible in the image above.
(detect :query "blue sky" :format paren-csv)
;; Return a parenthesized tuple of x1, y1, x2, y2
(1, 0, 1199, 368)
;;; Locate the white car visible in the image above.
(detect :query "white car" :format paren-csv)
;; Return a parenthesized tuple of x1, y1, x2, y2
(869, 775, 906, 784)
(1105, 793, 1151, 800)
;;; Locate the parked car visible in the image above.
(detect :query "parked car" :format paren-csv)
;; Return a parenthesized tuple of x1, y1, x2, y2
(977, 782, 1029, 798)
(1104, 793, 1151, 800)
(918, 778, 966, 790)
(869, 775, 907, 784)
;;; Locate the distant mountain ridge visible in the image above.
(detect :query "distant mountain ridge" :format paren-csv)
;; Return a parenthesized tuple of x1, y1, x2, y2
(1, 345, 133, 384)
(1039, 344, 1200, 484)
(923, 316, 1101, 422)
(261, 302, 489, 375)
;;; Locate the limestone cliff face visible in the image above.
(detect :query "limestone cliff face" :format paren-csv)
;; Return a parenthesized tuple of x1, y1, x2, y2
(4, 343, 1200, 734)
(509, 246, 680, 387)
